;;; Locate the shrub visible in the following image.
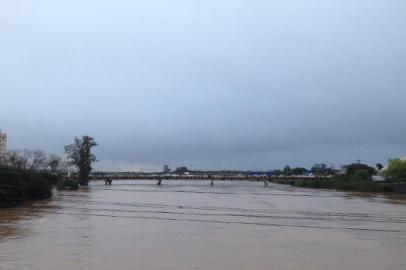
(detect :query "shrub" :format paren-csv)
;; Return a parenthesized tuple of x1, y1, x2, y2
(294, 179, 305, 187)
(56, 178, 79, 191)
(0, 168, 26, 207)
(0, 167, 62, 207)
(351, 169, 370, 181)
(345, 163, 376, 177)
(290, 175, 387, 192)
(23, 171, 53, 199)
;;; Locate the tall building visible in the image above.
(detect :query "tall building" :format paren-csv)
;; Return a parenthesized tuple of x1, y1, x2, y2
(163, 165, 171, 173)
(0, 130, 7, 164)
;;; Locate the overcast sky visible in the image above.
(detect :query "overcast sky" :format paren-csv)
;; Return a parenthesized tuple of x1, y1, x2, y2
(1, 0, 405, 171)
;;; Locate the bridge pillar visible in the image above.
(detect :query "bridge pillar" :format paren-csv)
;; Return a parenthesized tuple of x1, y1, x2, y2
(105, 178, 112, 185)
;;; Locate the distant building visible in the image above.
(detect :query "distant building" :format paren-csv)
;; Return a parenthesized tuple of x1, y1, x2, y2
(163, 165, 171, 173)
(0, 130, 7, 164)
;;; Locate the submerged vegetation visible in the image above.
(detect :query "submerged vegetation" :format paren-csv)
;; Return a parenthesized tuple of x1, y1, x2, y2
(0, 135, 98, 207)
(0, 149, 66, 207)
(0, 143, 80, 207)
(0, 167, 59, 208)
(56, 178, 79, 191)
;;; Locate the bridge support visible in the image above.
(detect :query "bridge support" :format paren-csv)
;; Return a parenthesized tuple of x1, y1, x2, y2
(210, 179, 214, 186)
(105, 179, 112, 185)
(264, 179, 269, 188)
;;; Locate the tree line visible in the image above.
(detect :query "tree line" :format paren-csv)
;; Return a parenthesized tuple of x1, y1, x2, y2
(0, 135, 98, 207)
(5, 149, 68, 172)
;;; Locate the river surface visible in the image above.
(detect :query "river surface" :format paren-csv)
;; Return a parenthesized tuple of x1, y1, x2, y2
(1, 180, 406, 270)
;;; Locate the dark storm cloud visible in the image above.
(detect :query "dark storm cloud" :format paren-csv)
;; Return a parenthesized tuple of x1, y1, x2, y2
(1, 0, 405, 171)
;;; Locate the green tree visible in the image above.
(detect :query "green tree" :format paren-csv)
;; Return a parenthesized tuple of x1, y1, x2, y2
(291, 167, 308, 176)
(174, 166, 188, 174)
(310, 163, 336, 176)
(385, 159, 406, 182)
(271, 169, 282, 176)
(283, 165, 292, 176)
(352, 169, 370, 181)
(64, 136, 98, 186)
(345, 163, 376, 177)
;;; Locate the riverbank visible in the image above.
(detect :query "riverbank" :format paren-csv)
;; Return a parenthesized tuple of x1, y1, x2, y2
(0, 167, 59, 208)
(271, 176, 406, 193)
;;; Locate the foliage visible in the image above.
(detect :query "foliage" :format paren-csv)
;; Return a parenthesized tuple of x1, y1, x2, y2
(0, 167, 58, 208)
(351, 169, 370, 181)
(310, 163, 336, 176)
(56, 178, 79, 191)
(271, 169, 282, 176)
(291, 175, 388, 192)
(174, 166, 188, 174)
(291, 167, 308, 176)
(385, 159, 406, 182)
(344, 163, 376, 177)
(5, 150, 65, 172)
(282, 165, 292, 176)
(376, 163, 384, 171)
(65, 136, 98, 186)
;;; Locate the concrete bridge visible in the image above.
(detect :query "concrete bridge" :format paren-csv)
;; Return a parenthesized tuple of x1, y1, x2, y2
(90, 175, 268, 181)
(89, 174, 325, 187)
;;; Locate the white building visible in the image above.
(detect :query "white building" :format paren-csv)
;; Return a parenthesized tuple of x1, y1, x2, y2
(0, 130, 7, 163)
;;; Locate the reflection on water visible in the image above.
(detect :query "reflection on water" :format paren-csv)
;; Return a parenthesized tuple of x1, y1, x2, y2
(1, 180, 406, 270)
(0, 200, 58, 240)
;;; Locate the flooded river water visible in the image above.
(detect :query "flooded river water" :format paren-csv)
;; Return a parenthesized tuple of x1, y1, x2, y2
(1, 180, 406, 270)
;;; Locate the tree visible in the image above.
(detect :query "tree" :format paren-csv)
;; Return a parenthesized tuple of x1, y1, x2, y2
(46, 154, 63, 172)
(344, 163, 376, 177)
(282, 165, 292, 176)
(311, 163, 330, 176)
(5, 150, 26, 169)
(384, 159, 406, 182)
(64, 136, 98, 186)
(29, 150, 48, 170)
(352, 169, 370, 181)
(291, 167, 308, 176)
(376, 163, 384, 171)
(271, 169, 282, 176)
(5, 149, 59, 171)
(174, 166, 188, 174)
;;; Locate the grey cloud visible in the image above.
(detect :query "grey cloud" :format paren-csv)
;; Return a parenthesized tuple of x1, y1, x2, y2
(1, 0, 405, 171)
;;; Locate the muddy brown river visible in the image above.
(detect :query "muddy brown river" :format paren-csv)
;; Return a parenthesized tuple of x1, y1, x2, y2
(1, 180, 406, 270)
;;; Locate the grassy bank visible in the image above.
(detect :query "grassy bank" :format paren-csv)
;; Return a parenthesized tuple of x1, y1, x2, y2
(272, 176, 405, 193)
(0, 167, 60, 208)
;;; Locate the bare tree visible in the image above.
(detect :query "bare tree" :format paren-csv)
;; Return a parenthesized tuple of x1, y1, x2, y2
(5, 149, 65, 173)
(29, 150, 48, 170)
(6, 150, 27, 169)
(46, 154, 62, 172)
